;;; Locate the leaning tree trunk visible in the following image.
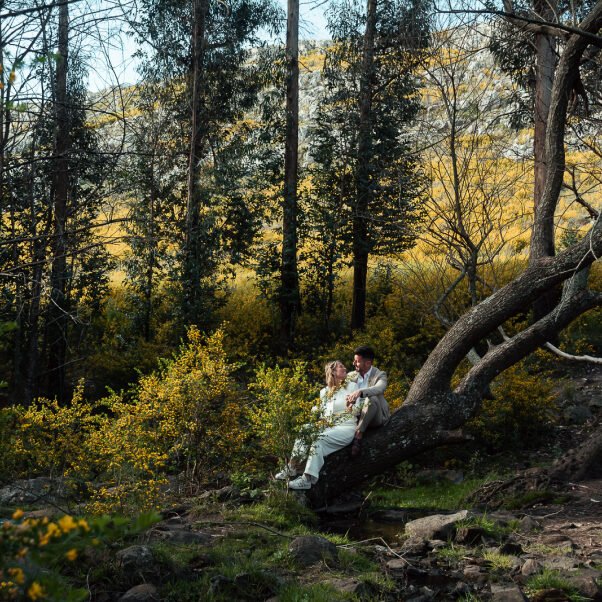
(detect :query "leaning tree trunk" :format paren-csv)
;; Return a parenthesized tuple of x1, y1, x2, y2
(307, 1, 602, 507)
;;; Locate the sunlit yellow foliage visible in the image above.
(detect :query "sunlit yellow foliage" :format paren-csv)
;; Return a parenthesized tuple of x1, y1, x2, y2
(248, 362, 319, 467)
(1, 510, 158, 601)
(2, 327, 245, 513)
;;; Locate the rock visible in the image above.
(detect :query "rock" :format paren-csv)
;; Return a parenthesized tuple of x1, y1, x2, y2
(490, 584, 528, 601)
(405, 510, 470, 540)
(463, 565, 489, 585)
(518, 515, 541, 533)
(386, 558, 409, 573)
(117, 584, 160, 602)
(530, 588, 571, 602)
(564, 404, 593, 425)
(499, 541, 524, 555)
(0, 477, 68, 505)
(322, 577, 374, 599)
(400, 537, 430, 556)
(564, 568, 602, 599)
(115, 546, 155, 573)
(288, 535, 338, 567)
(521, 558, 542, 576)
(455, 526, 485, 545)
(542, 556, 580, 571)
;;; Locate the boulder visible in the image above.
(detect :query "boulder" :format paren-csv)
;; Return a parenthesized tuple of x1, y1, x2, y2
(521, 558, 543, 576)
(322, 577, 375, 599)
(405, 510, 470, 540)
(115, 546, 155, 574)
(288, 535, 338, 567)
(118, 584, 160, 602)
(0, 477, 68, 505)
(490, 584, 528, 601)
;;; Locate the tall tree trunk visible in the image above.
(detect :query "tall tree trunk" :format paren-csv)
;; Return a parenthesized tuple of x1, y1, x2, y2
(351, 0, 377, 330)
(46, 0, 70, 402)
(529, 0, 558, 321)
(184, 0, 208, 325)
(280, 0, 300, 351)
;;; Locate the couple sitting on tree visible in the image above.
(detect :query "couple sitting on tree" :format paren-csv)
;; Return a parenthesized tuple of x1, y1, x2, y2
(276, 345, 390, 490)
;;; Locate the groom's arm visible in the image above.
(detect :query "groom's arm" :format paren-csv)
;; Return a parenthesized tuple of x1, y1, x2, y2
(359, 370, 387, 398)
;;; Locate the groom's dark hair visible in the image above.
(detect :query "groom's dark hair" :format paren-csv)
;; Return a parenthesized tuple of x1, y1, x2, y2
(354, 345, 375, 361)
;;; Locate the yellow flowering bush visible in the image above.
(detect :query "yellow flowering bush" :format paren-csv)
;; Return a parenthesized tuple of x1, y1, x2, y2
(247, 362, 320, 471)
(2, 327, 246, 513)
(0, 509, 158, 601)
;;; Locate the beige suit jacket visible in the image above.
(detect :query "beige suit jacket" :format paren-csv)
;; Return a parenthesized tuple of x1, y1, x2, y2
(349, 367, 390, 430)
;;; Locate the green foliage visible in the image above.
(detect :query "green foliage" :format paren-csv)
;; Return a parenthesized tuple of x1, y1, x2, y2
(371, 477, 491, 511)
(526, 569, 588, 602)
(247, 362, 319, 469)
(0, 509, 159, 602)
(482, 550, 515, 572)
(467, 358, 556, 450)
(227, 489, 318, 529)
(1, 327, 246, 513)
(457, 514, 519, 541)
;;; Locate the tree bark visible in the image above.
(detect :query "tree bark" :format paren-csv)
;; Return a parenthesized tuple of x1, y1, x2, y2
(307, 0, 602, 506)
(351, 0, 377, 331)
(280, 0, 300, 351)
(46, 0, 70, 402)
(184, 0, 208, 325)
(530, 0, 559, 322)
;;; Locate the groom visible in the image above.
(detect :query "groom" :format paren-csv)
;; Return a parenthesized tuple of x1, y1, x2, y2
(345, 345, 390, 457)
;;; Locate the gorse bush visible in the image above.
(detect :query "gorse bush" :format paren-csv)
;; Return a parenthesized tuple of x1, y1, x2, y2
(0, 509, 159, 602)
(1, 327, 246, 513)
(247, 362, 318, 471)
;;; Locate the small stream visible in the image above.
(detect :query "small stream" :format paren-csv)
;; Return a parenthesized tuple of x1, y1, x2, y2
(320, 507, 439, 544)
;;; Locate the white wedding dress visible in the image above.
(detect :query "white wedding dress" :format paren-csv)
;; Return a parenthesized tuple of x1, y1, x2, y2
(291, 380, 358, 484)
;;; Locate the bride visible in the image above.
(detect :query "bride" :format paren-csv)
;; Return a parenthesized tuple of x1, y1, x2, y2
(275, 360, 358, 490)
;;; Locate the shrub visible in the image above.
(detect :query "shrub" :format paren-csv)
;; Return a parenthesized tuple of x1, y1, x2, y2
(467, 358, 556, 450)
(247, 362, 318, 471)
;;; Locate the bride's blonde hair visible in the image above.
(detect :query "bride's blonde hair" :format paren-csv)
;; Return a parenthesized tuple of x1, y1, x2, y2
(325, 360, 344, 389)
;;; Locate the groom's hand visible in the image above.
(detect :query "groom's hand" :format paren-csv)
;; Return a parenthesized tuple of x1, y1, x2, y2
(346, 390, 362, 407)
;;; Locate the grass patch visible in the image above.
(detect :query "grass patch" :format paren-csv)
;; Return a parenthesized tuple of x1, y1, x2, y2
(525, 543, 573, 556)
(436, 543, 469, 563)
(526, 569, 589, 602)
(482, 551, 515, 572)
(224, 488, 318, 530)
(457, 514, 520, 541)
(370, 477, 491, 511)
(505, 489, 572, 510)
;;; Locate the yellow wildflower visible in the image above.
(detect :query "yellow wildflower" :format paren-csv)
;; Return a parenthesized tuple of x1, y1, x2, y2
(77, 518, 90, 532)
(8, 568, 25, 585)
(27, 582, 45, 600)
(12, 509, 24, 520)
(39, 522, 60, 545)
(65, 548, 78, 561)
(58, 515, 77, 533)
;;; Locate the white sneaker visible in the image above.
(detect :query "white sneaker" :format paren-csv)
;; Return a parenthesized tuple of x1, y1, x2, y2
(288, 474, 311, 490)
(274, 466, 297, 481)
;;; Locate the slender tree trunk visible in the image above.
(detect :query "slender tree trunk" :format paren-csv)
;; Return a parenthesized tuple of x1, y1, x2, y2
(530, 0, 558, 321)
(184, 0, 208, 325)
(144, 176, 156, 341)
(46, 0, 70, 402)
(351, 0, 377, 330)
(280, 0, 300, 351)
